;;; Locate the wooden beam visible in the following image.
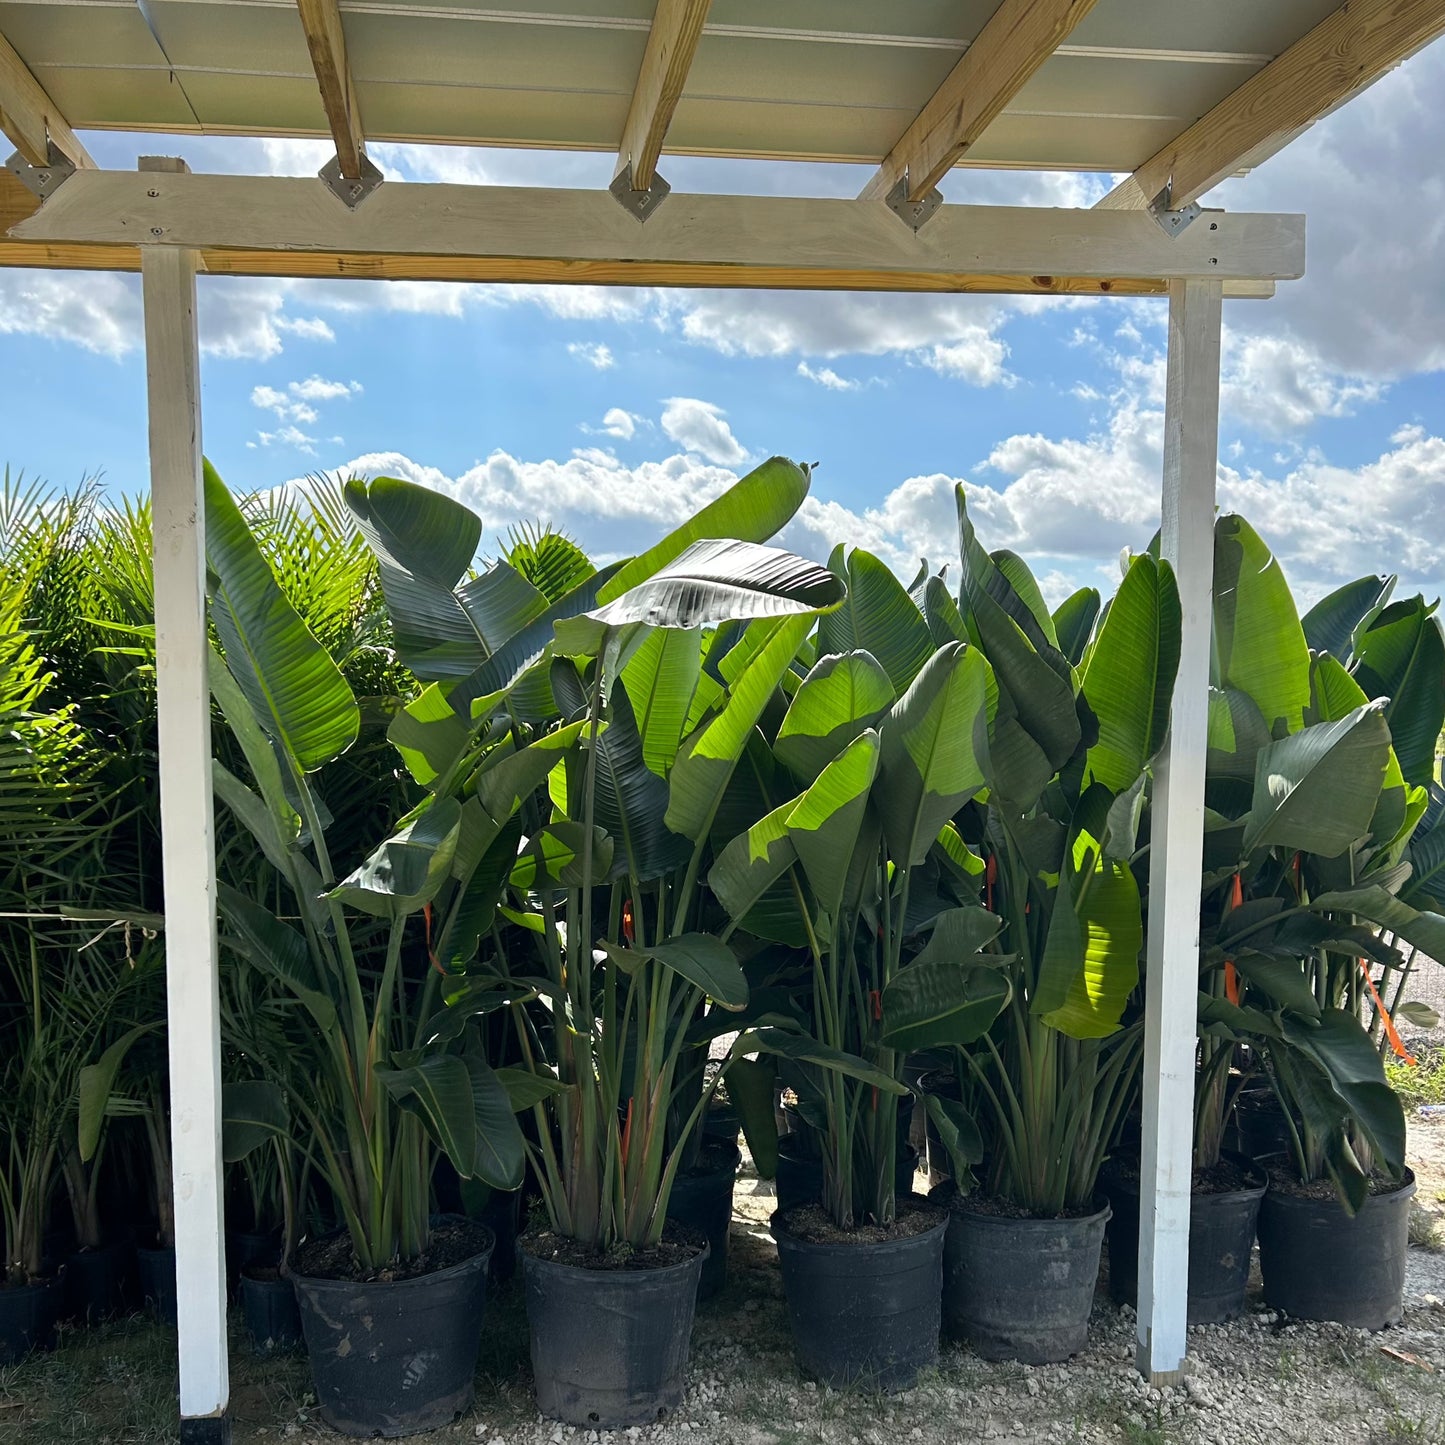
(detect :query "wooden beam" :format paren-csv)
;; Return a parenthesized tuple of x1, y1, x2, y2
(615, 0, 713, 188)
(296, 0, 366, 179)
(0, 28, 94, 169)
(860, 0, 1099, 204)
(1098, 0, 1445, 211)
(8, 170, 1305, 287)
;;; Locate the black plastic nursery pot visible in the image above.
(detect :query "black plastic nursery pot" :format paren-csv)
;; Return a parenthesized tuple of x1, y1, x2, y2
(940, 1192, 1110, 1364)
(242, 1270, 304, 1355)
(65, 1241, 134, 1324)
(666, 1141, 741, 1300)
(522, 1237, 708, 1428)
(477, 1188, 522, 1284)
(1257, 1167, 1415, 1329)
(136, 1244, 178, 1325)
(227, 1229, 280, 1297)
(1103, 1156, 1267, 1325)
(771, 1200, 947, 1392)
(292, 1219, 495, 1439)
(1231, 1086, 1295, 1162)
(775, 1136, 919, 1214)
(0, 1275, 66, 1363)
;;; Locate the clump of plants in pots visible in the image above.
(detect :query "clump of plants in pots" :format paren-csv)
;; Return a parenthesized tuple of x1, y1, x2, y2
(920, 495, 1186, 1366)
(344, 459, 842, 1426)
(710, 544, 1020, 1391)
(1180, 520, 1445, 1329)
(198, 465, 528, 1437)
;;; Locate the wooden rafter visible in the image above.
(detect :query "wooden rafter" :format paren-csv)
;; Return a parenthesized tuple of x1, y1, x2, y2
(0, 28, 93, 169)
(860, 0, 1098, 204)
(615, 0, 713, 187)
(1098, 0, 1445, 211)
(296, 0, 367, 179)
(1, 168, 1292, 295)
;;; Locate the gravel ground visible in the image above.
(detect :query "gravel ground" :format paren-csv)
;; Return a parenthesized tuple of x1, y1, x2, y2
(7, 1122, 1445, 1445)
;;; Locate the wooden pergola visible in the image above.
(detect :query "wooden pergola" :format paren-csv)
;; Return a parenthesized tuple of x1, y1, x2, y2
(3, 1, 1441, 1438)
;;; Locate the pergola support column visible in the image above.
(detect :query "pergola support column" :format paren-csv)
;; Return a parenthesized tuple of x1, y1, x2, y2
(1136, 275, 1223, 1384)
(141, 156, 231, 1443)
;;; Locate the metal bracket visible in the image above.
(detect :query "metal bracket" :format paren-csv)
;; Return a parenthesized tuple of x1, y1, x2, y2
(1148, 183, 1201, 238)
(610, 162, 671, 222)
(319, 152, 385, 210)
(884, 174, 943, 232)
(6, 142, 77, 203)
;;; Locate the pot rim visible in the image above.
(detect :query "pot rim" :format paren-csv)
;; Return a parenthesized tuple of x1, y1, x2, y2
(768, 1200, 948, 1257)
(0, 1272, 66, 1297)
(943, 1191, 1112, 1230)
(1256, 1161, 1416, 1211)
(519, 1236, 709, 1283)
(1104, 1149, 1268, 1205)
(293, 1220, 495, 1296)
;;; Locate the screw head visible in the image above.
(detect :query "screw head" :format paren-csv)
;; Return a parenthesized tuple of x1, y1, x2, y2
(150, 227, 163, 236)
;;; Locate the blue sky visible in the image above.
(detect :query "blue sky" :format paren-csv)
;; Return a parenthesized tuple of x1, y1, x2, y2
(2, 39, 1443, 610)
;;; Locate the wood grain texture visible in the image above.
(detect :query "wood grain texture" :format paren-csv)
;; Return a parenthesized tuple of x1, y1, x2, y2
(860, 0, 1099, 203)
(8, 170, 1305, 282)
(296, 0, 366, 177)
(615, 0, 713, 187)
(0, 27, 94, 168)
(1099, 0, 1445, 211)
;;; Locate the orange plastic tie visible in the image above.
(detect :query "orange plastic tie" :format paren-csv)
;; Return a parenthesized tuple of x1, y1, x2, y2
(985, 852, 997, 913)
(1223, 874, 1243, 1006)
(1360, 959, 1415, 1064)
(424, 901, 444, 976)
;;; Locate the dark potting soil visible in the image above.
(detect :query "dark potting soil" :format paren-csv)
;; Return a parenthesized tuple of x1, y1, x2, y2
(242, 1264, 284, 1284)
(946, 1191, 1098, 1221)
(774, 1197, 943, 1246)
(294, 1216, 492, 1283)
(1111, 1155, 1262, 1195)
(1264, 1162, 1409, 1202)
(518, 1221, 705, 1272)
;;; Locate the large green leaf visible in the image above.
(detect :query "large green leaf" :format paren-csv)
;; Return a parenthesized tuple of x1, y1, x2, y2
(1241, 704, 1391, 858)
(594, 681, 691, 881)
(221, 1079, 288, 1164)
(601, 933, 748, 1008)
(78, 1022, 159, 1160)
(666, 615, 814, 842)
(816, 547, 934, 693)
(881, 907, 1010, 1049)
(1353, 598, 1445, 789)
(709, 797, 801, 924)
(511, 821, 614, 890)
(217, 882, 337, 1032)
(331, 797, 463, 916)
(875, 643, 988, 866)
(205, 462, 359, 772)
(737, 1026, 909, 1095)
(1082, 554, 1180, 794)
(955, 487, 1060, 662)
(1212, 514, 1310, 733)
(774, 650, 895, 784)
(1309, 885, 1445, 962)
(620, 627, 702, 776)
(597, 456, 811, 605)
(1301, 574, 1395, 659)
(1053, 588, 1101, 667)
(786, 730, 880, 926)
(992, 550, 1059, 649)
(1033, 798, 1143, 1039)
(387, 682, 472, 790)
(557, 539, 843, 656)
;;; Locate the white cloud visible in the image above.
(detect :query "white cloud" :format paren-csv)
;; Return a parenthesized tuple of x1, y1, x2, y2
(290, 375, 362, 402)
(332, 446, 741, 563)
(275, 315, 335, 343)
(567, 341, 616, 370)
(923, 331, 1013, 387)
(1219, 335, 1379, 438)
(258, 425, 319, 455)
(594, 408, 639, 440)
(796, 361, 859, 392)
(0, 270, 141, 358)
(660, 398, 749, 466)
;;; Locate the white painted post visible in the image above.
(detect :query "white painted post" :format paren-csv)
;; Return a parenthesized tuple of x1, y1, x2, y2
(1136, 275, 1224, 1384)
(141, 156, 230, 1443)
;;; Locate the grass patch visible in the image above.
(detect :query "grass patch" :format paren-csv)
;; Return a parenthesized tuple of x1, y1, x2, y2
(1386, 1048, 1445, 1108)
(1409, 1205, 1445, 1252)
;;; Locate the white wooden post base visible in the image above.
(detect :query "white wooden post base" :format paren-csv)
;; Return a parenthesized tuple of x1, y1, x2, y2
(141, 156, 231, 1441)
(1135, 275, 1224, 1384)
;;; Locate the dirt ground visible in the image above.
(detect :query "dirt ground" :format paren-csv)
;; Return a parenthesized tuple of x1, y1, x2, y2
(5, 1121, 1445, 1445)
